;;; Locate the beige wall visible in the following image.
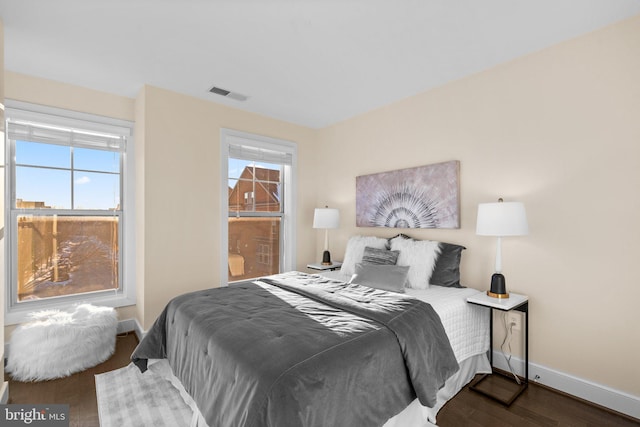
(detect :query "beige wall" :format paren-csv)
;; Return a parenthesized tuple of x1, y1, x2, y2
(3, 13, 638, 401)
(2, 74, 318, 333)
(3, 72, 136, 338)
(134, 85, 317, 329)
(316, 15, 640, 396)
(4, 72, 134, 122)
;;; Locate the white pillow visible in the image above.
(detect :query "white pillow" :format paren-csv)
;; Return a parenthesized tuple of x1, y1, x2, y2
(340, 236, 389, 276)
(390, 238, 441, 289)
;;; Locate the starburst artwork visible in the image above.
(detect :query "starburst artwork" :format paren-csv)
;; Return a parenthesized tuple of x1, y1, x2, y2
(356, 160, 460, 229)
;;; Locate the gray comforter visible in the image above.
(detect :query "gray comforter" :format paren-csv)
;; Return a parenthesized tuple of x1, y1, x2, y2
(131, 272, 458, 427)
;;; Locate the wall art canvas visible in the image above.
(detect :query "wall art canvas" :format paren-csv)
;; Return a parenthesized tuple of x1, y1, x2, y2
(356, 160, 460, 229)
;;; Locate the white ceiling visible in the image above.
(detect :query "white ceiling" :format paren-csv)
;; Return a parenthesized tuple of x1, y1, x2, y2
(1, 1, 639, 128)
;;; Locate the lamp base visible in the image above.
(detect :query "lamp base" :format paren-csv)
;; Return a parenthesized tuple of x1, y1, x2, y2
(321, 250, 332, 265)
(487, 273, 509, 298)
(486, 290, 510, 299)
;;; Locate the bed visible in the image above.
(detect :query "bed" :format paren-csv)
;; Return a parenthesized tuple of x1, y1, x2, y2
(132, 235, 490, 426)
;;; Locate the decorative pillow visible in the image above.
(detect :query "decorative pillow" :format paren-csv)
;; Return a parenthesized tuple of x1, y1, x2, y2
(362, 246, 399, 265)
(430, 242, 466, 288)
(352, 263, 408, 293)
(340, 236, 389, 276)
(390, 238, 441, 289)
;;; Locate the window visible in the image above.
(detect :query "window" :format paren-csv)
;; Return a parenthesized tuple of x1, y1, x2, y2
(220, 129, 296, 284)
(5, 102, 135, 322)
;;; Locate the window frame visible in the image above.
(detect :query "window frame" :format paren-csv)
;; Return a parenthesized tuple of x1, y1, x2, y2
(220, 129, 297, 286)
(4, 100, 136, 324)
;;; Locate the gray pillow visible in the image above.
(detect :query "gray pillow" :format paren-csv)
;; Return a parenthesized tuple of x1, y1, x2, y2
(362, 246, 399, 265)
(430, 242, 466, 288)
(352, 263, 409, 293)
(388, 233, 465, 288)
(340, 236, 389, 276)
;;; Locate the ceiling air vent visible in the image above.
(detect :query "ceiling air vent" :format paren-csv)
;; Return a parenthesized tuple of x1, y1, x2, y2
(209, 86, 248, 101)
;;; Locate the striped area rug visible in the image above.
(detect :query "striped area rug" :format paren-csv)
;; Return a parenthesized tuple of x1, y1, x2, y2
(95, 361, 195, 427)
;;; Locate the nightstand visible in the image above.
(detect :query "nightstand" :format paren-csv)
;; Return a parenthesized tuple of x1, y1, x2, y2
(307, 262, 342, 271)
(467, 291, 529, 406)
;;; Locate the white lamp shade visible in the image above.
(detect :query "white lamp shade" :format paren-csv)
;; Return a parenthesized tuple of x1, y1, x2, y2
(313, 208, 340, 229)
(476, 202, 528, 236)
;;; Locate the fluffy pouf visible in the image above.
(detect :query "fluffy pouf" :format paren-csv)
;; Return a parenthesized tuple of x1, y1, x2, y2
(6, 304, 118, 382)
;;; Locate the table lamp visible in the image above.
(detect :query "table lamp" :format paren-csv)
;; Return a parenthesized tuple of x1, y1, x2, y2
(313, 207, 340, 265)
(476, 198, 528, 298)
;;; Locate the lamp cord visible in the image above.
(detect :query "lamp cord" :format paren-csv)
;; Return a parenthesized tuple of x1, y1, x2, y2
(501, 312, 522, 385)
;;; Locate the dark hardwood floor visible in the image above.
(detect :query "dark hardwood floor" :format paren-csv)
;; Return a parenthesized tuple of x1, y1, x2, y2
(5, 332, 139, 427)
(5, 333, 639, 426)
(437, 374, 640, 427)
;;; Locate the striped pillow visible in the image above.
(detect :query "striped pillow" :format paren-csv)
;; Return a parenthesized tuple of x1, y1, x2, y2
(362, 246, 399, 265)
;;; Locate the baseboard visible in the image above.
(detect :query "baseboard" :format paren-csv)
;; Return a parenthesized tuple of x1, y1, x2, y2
(116, 318, 137, 335)
(492, 350, 640, 420)
(116, 317, 146, 342)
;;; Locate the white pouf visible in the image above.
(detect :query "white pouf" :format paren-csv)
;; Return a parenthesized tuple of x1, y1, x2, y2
(6, 304, 118, 382)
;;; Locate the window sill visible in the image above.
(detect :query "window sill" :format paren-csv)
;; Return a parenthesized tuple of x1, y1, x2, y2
(4, 293, 136, 326)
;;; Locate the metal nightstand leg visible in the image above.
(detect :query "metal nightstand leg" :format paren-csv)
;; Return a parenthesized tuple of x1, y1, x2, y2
(470, 302, 529, 406)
